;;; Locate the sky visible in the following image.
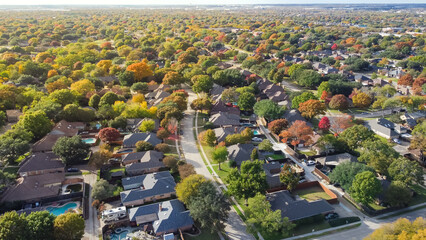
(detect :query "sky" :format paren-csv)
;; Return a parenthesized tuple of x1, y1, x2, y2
(2, 0, 426, 5)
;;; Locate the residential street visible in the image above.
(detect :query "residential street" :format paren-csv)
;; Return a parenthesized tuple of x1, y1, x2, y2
(82, 173, 100, 240)
(180, 89, 255, 240)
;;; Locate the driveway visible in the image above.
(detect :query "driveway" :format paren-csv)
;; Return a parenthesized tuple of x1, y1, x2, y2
(181, 89, 255, 240)
(82, 173, 100, 240)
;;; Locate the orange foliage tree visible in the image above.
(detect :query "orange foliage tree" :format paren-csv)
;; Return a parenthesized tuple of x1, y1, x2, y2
(412, 77, 426, 95)
(398, 74, 414, 86)
(298, 99, 326, 119)
(126, 59, 153, 81)
(279, 120, 313, 149)
(330, 114, 354, 134)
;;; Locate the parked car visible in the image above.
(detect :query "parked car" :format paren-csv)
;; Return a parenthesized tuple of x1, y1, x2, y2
(393, 138, 401, 144)
(252, 137, 262, 142)
(325, 213, 339, 220)
(67, 168, 79, 172)
(307, 160, 316, 166)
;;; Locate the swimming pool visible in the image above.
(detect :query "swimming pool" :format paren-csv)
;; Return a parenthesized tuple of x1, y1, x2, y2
(82, 138, 96, 144)
(253, 130, 261, 135)
(117, 149, 133, 154)
(109, 229, 129, 240)
(46, 202, 78, 216)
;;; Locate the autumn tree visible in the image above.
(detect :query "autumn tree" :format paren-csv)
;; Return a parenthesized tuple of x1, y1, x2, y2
(365, 217, 426, 240)
(330, 114, 354, 134)
(298, 99, 326, 119)
(329, 94, 349, 110)
(126, 59, 153, 81)
(190, 97, 212, 112)
(98, 127, 121, 142)
(352, 92, 372, 108)
(176, 174, 207, 205)
(268, 119, 288, 135)
(292, 92, 317, 109)
(318, 116, 330, 131)
(162, 71, 184, 86)
(199, 129, 216, 146)
(53, 213, 85, 240)
(280, 164, 299, 191)
(279, 120, 313, 149)
(398, 73, 413, 86)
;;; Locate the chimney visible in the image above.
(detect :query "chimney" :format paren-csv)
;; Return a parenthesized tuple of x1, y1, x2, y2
(159, 203, 162, 212)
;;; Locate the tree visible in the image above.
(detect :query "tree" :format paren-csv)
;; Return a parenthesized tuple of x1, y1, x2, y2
(176, 174, 207, 205)
(49, 89, 79, 107)
(253, 100, 285, 120)
(135, 140, 154, 151)
(398, 73, 413, 86)
(245, 194, 294, 235)
(199, 129, 216, 146)
(162, 71, 184, 86)
(350, 171, 382, 205)
(329, 94, 349, 110)
(268, 119, 288, 135)
(291, 92, 317, 109)
(352, 92, 372, 108)
(0, 211, 28, 240)
(190, 97, 212, 112)
(318, 116, 330, 131)
(0, 170, 16, 191)
(212, 146, 228, 170)
(316, 134, 348, 155)
(53, 213, 85, 240)
(178, 163, 196, 179)
(16, 110, 52, 140)
(99, 92, 119, 107)
(26, 211, 55, 240)
(329, 162, 374, 190)
(0, 137, 30, 165)
(70, 79, 95, 96)
(192, 75, 213, 93)
(238, 92, 256, 111)
(279, 120, 313, 149)
(388, 158, 424, 185)
(221, 88, 239, 103)
(251, 148, 259, 160)
(138, 119, 155, 132)
(298, 99, 326, 119)
(330, 114, 353, 134)
(339, 125, 374, 150)
(296, 70, 322, 88)
(98, 127, 121, 142)
(385, 181, 412, 207)
(317, 81, 330, 98)
(92, 179, 117, 200)
(126, 59, 153, 81)
(280, 163, 299, 191)
(163, 156, 178, 173)
(410, 121, 426, 150)
(358, 140, 399, 175)
(365, 217, 426, 240)
(187, 181, 230, 233)
(258, 139, 273, 152)
(89, 94, 100, 109)
(89, 149, 112, 169)
(52, 136, 90, 165)
(226, 160, 268, 204)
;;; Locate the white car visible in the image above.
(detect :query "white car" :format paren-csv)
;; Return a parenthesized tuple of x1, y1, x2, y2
(393, 138, 401, 144)
(252, 137, 263, 142)
(307, 160, 316, 166)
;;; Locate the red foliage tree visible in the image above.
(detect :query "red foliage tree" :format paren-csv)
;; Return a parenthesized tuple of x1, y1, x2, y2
(398, 74, 414, 86)
(268, 119, 289, 135)
(329, 94, 349, 110)
(320, 91, 330, 101)
(412, 77, 426, 95)
(318, 116, 331, 131)
(331, 43, 338, 51)
(100, 42, 113, 50)
(98, 127, 121, 142)
(279, 120, 313, 149)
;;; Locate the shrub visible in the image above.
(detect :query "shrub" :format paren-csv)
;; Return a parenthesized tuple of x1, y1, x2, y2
(163, 156, 179, 173)
(154, 143, 170, 153)
(328, 217, 360, 227)
(228, 160, 237, 168)
(156, 128, 170, 140)
(204, 122, 214, 130)
(135, 141, 154, 151)
(178, 163, 196, 179)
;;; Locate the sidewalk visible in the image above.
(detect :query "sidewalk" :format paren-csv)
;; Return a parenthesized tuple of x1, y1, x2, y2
(284, 221, 361, 240)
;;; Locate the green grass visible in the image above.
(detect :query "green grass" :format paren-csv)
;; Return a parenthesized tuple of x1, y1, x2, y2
(265, 154, 286, 160)
(408, 184, 426, 206)
(293, 187, 333, 202)
(212, 162, 234, 182)
(374, 135, 395, 146)
(295, 223, 361, 240)
(109, 168, 125, 173)
(378, 205, 426, 220)
(297, 150, 317, 157)
(368, 202, 387, 211)
(186, 227, 221, 240)
(3, 166, 19, 175)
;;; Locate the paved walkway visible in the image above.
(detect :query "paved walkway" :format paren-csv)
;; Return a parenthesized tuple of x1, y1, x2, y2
(82, 173, 100, 240)
(180, 89, 256, 240)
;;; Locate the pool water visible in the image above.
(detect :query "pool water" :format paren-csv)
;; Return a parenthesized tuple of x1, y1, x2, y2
(117, 149, 133, 154)
(82, 138, 96, 144)
(110, 230, 129, 240)
(253, 130, 261, 135)
(46, 202, 78, 216)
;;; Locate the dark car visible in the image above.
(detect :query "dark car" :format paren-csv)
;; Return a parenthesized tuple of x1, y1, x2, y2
(67, 168, 79, 172)
(325, 213, 339, 220)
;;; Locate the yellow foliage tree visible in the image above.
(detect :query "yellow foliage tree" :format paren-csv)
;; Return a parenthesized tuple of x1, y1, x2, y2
(70, 79, 95, 96)
(126, 59, 153, 81)
(47, 69, 58, 78)
(175, 174, 207, 205)
(96, 60, 112, 74)
(353, 92, 372, 108)
(132, 94, 145, 103)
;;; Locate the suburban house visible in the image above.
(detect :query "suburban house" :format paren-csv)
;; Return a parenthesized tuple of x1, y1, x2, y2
(122, 133, 162, 148)
(316, 153, 357, 168)
(211, 99, 241, 116)
(227, 143, 256, 167)
(209, 112, 240, 127)
(32, 120, 85, 152)
(267, 190, 334, 222)
(213, 127, 236, 143)
(128, 199, 194, 236)
(5, 109, 22, 123)
(263, 161, 283, 189)
(209, 84, 225, 103)
(400, 112, 425, 129)
(18, 152, 64, 177)
(122, 152, 146, 165)
(120, 174, 176, 207)
(125, 151, 165, 176)
(365, 118, 407, 139)
(145, 85, 171, 106)
(283, 110, 313, 127)
(122, 171, 172, 191)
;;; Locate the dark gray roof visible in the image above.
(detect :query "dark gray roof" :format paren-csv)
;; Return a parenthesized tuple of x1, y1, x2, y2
(122, 171, 172, 190)
(316, 153, 356, 166)
(141, 151, 164, 163)
(268, 190, 334, 221)
(122, 152, 146, 164)
(227, 143, 255, 166)
(211, 99, 241, 116)
(213, 127, 235, 143)
(120, 177, 176, 205)
(128, 199, 194, 234)
(365, 119, 399, 139)
(210, 84, 225, 97)
(123, 133, 162, 147)
(283, 110, 312, 127)
(18, 152, 63, 174)
(209, 112, 240, 126)
(125, 160, 165, 174)
(263, 162, 282, 189)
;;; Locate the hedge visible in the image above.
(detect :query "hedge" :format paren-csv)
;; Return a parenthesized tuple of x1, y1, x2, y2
(329, 217, 361, 227)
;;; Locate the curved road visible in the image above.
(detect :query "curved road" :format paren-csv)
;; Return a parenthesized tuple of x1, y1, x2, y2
(180, 89, 255, 240)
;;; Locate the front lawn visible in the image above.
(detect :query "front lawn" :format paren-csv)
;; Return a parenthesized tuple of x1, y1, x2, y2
(367, 202, 387, 211)
(293, 187, 333, 201)
(186, 227, 221, 240)
(212, 162, 233, 182)
(265, 154, 286, 160)
(296, 150, 316, 157)
(409, 184, 426, 206)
